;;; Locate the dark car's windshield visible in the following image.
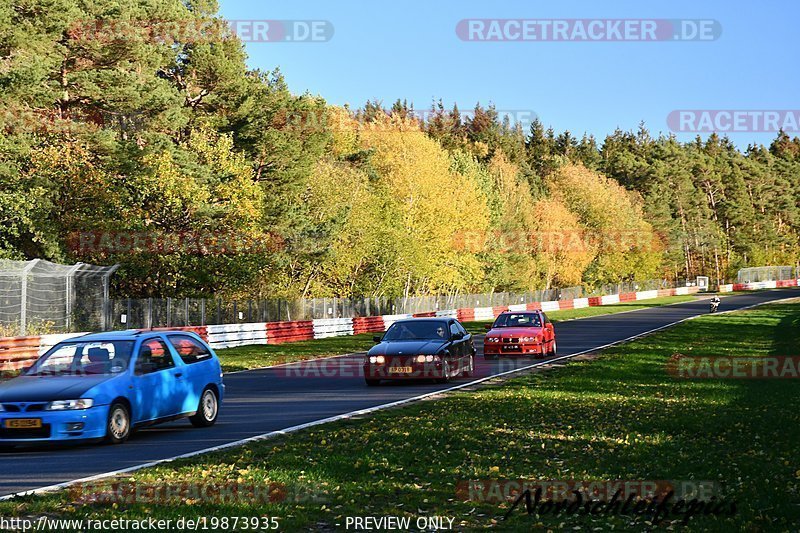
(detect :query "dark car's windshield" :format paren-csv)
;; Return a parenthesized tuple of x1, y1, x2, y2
(383, 320, 449, 341)
(493, 313, 542, 328)
(26, 341, 135, 376)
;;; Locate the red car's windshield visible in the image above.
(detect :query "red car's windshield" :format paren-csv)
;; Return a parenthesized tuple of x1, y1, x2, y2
(493, 313, 542, 328)
(27, 341, 135, 376)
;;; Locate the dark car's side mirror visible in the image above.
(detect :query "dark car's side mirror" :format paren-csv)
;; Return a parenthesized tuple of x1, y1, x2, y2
(373, 335, 383, 343)
(451, 332, 465, 341)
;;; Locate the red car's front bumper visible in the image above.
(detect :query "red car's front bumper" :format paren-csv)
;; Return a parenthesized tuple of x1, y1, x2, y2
(484, 341, 547, 356)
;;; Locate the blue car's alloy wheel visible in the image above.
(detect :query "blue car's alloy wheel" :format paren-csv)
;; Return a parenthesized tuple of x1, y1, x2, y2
(189, 388, 219, 428)
(106, 403, 131, 444)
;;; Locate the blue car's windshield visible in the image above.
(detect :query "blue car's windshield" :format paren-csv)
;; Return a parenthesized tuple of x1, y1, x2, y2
(26, 341, 135, 376)
(383, 321, 448, 341)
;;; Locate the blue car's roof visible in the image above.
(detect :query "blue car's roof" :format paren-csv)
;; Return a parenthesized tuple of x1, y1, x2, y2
(74, 330, 200, 342)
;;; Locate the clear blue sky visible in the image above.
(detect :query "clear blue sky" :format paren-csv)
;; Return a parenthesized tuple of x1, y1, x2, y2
(218, 0, 798, 148)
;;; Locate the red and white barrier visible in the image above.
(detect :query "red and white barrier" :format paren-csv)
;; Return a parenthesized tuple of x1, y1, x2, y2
(572, 298, 590, 309)
(635, 290, 659, 300)
(207, 323, 267, 350)
(600, 294, 620, 305)
(381, 314, 412, 330)
(539, 301, 560, 312)
(0, 282, 783, 369)
(39, 333, 87, 355)
(473, 307, 495, 321)
(266, 321, 314, 344)
(312, 318, 354, 339)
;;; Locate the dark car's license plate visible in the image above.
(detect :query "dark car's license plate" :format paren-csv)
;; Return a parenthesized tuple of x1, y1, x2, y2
(5, 418, 42, 429)
(389, 366, 413, 373)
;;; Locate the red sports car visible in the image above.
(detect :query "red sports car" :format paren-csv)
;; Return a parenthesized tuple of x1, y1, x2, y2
(483, 311, 556, 359)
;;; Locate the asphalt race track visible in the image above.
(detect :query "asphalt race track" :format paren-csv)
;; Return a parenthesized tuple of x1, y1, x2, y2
(1, 289, 798, 497)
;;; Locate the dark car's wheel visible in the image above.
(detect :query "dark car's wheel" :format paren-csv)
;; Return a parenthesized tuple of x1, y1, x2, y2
(436, 361, 451, 384)
(189, 388, 219, 428)
(464, 354, 475, 377)
(105, 402, 131, 444)
(365, 379, 381, 386)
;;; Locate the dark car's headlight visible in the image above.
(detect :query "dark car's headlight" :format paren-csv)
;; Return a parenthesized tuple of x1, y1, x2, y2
(0, 403, 4, 412)
(46, 399, 94, 411)
(368, 356, 386, 364)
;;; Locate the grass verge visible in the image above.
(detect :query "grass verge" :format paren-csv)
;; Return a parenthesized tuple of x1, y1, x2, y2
(5, 299, 798, 531)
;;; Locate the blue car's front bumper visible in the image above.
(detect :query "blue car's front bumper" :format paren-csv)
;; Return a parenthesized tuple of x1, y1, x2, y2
(0, 405, 108, 444)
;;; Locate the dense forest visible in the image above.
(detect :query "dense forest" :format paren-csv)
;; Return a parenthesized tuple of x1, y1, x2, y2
(1, 1, 798, 298)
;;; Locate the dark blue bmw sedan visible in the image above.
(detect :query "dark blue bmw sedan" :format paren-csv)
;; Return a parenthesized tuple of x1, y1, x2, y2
(0, 330, 224, 448)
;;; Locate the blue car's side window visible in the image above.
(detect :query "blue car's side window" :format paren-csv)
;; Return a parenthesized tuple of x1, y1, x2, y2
(166, 335, 212, 365)
(134, 339, 176, 375)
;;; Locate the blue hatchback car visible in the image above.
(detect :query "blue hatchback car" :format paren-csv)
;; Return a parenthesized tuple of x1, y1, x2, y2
(0, 330, 224, 447)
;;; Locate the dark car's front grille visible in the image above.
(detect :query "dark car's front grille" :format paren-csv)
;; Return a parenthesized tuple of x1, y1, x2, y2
(0, 425, 52, 439)
(0, 404, 21, 412)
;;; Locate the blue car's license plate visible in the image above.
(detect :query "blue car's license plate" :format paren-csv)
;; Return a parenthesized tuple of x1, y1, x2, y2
(5, 418, 42, 429)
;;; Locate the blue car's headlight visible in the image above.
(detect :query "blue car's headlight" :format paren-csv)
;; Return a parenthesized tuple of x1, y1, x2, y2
(46, 399, 94, 411)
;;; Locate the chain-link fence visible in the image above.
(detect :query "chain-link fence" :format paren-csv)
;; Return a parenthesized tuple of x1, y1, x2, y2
(0, 259, 118, 336)
(0, 263, 678, 334)
(737, 266, 798, 283)
(105, 279, 675, 330)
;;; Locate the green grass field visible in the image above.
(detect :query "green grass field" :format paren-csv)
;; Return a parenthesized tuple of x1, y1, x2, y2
(4, 298, 798, 531)
(216, 294, 697, 371)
